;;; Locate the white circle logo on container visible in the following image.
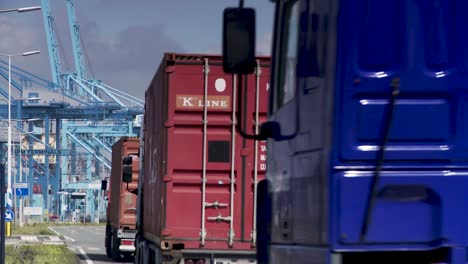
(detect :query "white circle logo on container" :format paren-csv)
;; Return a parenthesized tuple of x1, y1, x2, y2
(215, 78, 226, 92)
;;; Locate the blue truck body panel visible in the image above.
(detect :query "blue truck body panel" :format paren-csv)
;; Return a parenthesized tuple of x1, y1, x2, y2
(335, 0, 468, 164)
(331, 0, 468, 252)
(265, 0, 468, 263)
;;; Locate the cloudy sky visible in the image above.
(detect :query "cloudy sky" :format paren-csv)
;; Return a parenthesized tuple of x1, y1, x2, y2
(0, 0, 275, 100)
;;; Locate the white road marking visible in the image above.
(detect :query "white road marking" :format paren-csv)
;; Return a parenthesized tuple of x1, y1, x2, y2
(87, 247, 101, 251)
(21, 236, 38, 242)
(43, 242, 63, 245)
(78, 247, 93, 264)
(49, 227, 76, 242)
(47, 227, 60, 235)
(64, 236, 76, 242)
(49, 226, 104, 263)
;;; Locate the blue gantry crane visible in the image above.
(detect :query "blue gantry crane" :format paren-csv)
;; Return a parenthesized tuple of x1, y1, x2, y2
(40, 0, 144, 222)
(0, 0, 144, 223)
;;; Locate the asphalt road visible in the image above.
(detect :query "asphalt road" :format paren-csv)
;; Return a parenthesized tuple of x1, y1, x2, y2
(49, 225, 133, 264)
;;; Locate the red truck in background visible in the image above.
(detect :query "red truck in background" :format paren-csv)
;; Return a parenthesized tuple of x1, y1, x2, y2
(104, 136, 140, 261)
(134, 53, 270, 264)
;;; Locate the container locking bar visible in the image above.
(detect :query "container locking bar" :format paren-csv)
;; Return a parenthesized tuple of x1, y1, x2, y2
(252, 60, 261, 246)
(228, 73, 238, 246)
(207, 213, 232, 223)
(200, 58, 210, 246)
(205, 201, 229, 209)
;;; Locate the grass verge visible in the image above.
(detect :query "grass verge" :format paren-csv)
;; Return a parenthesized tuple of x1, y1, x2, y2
(12, 222, 105, 236)
(50, 222, 106, 227)
(6, 245, 79, 264)
(11, 223, 54, 236)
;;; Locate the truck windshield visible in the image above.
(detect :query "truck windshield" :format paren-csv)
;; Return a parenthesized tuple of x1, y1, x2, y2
(273, 0, 300, 111)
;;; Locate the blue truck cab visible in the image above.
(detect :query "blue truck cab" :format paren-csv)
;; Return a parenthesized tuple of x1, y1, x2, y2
(223, 0, 468, 263)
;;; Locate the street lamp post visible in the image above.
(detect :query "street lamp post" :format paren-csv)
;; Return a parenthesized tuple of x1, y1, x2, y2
(0, 6, 42, 263)
(0, 50, 40, 237)
(3, 130, 35, 228)
(18, 133, 22, 227)
(1, 117, 43, 227)
(0, 163, 5, 264)
(17, 129, 36, 228)
(17, 119, 40, 227)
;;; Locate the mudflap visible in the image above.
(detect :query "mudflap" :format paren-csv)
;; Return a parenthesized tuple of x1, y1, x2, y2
(105, 224, 111, 257)
(111, 227, 122, 261)
(257, 179, 272, 264)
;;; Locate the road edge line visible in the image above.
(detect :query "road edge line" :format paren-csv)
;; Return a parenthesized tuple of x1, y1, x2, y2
(48, 226, 75, 242)
(47, 226, 60, 236)
(78, 246, 94, 264)
(64, 235, 76, 242)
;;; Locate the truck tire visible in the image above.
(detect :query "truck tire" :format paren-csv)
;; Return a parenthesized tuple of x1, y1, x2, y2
(111, 228, 121, 261)
(105, 225, 111, 257)
(134, 235, 142, 264)
(123, 252, 134, 262)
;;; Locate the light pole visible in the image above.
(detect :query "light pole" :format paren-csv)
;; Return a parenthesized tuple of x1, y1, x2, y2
(17, 134, 22, 227)
(0, 50, 40, 236)
(0, 6, 41, 262)
(2, 129, 35, 228)
(17, 118, 40, 227)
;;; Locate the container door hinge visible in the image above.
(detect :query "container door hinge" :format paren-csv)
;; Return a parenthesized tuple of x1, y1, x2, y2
(165, 65, 175, 73)
(163, 176, 173, 182)
(203, 59, 210, 74)
(251, 230, 256, 247)
(229, 230, 235, 247)
(200, 229, 207, 246)
(164, 121, 174, 127)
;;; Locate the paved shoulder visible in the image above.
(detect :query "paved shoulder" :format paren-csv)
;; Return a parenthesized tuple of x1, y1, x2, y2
(49, 225, 131, 264)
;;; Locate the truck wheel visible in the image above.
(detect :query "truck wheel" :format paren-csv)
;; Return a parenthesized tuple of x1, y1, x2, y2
(111, 230, 121, 261)
(134, 236, 141, 264)
(105, 226, 111, 257)
(123, 252, 134, 262)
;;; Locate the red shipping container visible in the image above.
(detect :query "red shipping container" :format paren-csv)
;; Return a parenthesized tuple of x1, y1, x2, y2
(105, 137, 140, 260)
(33, 184, 42, 194)
(108, 137, 139, 230)
(138, 53, 270, 260)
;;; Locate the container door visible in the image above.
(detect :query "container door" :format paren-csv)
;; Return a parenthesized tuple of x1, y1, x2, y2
(163, 55, 269, 250)
(164, 57, 240, 247)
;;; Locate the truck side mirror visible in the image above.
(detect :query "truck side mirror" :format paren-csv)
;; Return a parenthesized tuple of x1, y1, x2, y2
(101, 179, 108, 191)
(122, 156, 133, 184)
(222, 7, 256, 74)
